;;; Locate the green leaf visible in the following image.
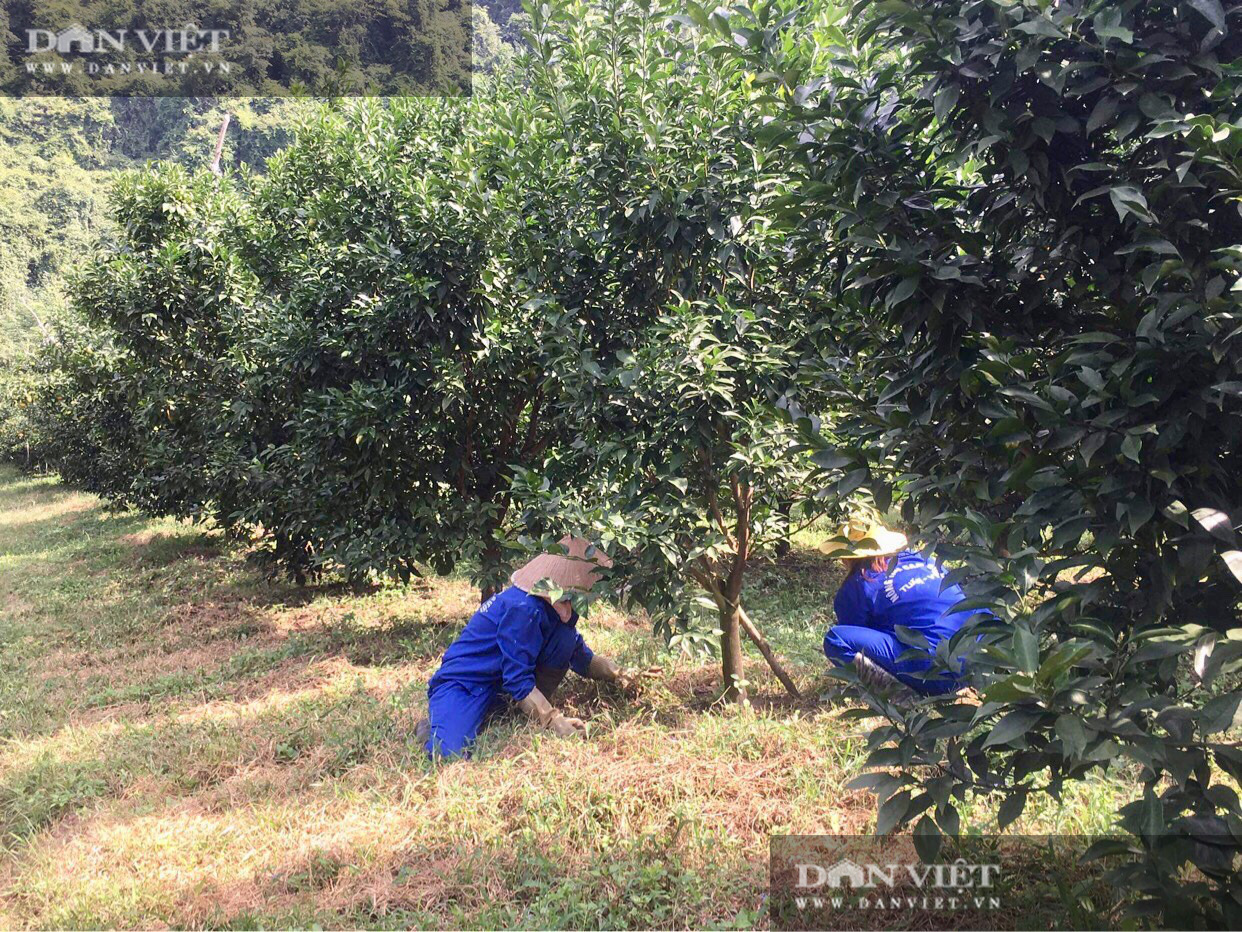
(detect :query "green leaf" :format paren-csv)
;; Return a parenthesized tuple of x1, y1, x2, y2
(1162, 500, 1190, 528)
(845, 771, 903, 802)
(933, 83, 960, 121)
(998, 789, 1027, 829)
(1137, 792, 1164, 841)
(1094, 23, 1133, 43)
(1220, 550, 1242, 584)
(983, 708, 1043, 749)
(811, 449, 854, 469)
(936, 803, 961, 837)
(1200, 692, 1242, 735)
(1192, 507, 1236, 543)
(1188, 0, 1226, 31)
(983, 675, 1038, 703)
(888, 276, 918, 308)
(1082, 838, 1136, 862)
(1109, 185, 1149, 222)
(1014, 17, 1064, 38)
(876, 790, 912, 835)
(1013, 624, 1039, 674)
(913, 816, 943, 861)
(1055, 713, 1088, 757)
(895, 625, 931, 650)
(1081, 432, 1107, 466)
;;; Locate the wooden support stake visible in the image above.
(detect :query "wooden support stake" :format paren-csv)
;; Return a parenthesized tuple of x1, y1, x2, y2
(210, 113, 231, 175)
(738, 605, 802, 699)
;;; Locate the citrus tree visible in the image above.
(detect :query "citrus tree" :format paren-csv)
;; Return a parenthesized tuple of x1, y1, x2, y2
(505, 1, 838, 701)
(60, 165, 261, 520)
(7, 316, 145, 496)
(515, 293, 832, 702)
(718, 0, 1242, 921)
(28, 0, 811, 597)
(225, 0, 815, 589)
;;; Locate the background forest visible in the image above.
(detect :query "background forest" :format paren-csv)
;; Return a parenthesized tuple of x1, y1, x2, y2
(0, 2, 518, 364)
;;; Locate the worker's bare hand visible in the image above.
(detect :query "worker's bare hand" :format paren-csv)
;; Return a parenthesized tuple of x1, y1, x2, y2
(549, 714, 587, 738)
(615, 665, 664, 691)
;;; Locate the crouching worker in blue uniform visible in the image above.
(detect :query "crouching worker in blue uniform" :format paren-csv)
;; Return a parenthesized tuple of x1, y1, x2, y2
(418, 536, 639, 759)
(822, 523, 979, 697)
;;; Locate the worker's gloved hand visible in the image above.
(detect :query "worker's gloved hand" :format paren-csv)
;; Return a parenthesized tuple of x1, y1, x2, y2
(587, 655, 621, 682)
(548, 713, 587, 738)
(614, 665, 664, 691)
(587, 655, 664, 690)
(516, 686, 586, 739)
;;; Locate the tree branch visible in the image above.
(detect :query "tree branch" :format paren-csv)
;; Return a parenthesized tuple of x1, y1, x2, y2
(691, 565, 801, 700)
(706, 483, 736, 549)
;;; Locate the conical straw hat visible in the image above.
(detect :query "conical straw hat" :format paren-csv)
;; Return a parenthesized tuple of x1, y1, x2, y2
(511, 536, 614, 595)
(819, 522, 907, 558)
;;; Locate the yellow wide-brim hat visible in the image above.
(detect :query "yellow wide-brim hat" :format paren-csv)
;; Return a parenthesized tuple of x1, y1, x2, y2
(511, 535, 614, 595)
(819, 523, 907, 559)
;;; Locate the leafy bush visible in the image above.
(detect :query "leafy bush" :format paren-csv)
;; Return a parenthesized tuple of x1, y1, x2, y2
(66, 165, 262, 519)
(516, 292, 832, 702)
(229, 0, 792, 588)
(719, 0, 1242, 922)
(507, 0, 842, 701)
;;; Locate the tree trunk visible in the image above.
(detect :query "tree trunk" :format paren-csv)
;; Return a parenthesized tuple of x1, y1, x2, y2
(480, 538, 503, 604)
(774, 498, 792, 558)
(719, 599, 748, 703)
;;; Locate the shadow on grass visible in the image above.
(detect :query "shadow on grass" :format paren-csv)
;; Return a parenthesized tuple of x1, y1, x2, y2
(312, 615, 461, 667)
(0, 469, 63, 504)
(0, 503, 153, 562)
(0, 675, 430, 849)
(125, 529, 226, 567)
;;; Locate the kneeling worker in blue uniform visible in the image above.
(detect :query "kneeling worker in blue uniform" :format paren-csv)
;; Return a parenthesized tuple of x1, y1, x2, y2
(421, 536, 642, 758)
(822, 523, 982, 696)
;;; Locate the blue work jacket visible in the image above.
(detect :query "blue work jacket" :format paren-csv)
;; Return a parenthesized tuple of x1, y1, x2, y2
(833, 550, 978, 648)
(427, 585, 594, 702)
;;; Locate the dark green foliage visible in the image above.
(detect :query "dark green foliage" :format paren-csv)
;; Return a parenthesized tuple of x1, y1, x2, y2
(515, 293, 832, 700)
(719, 0, 1242, 923)
(68, 165, 262, 519)
(227, 0, 780, 588)
(1, 317, 139, 490)
(233, 0, 829, 594)
(236, 96, 553, 584)
(0, 98, 304, 472)
(505, 0, 836, 700)
(11, 1, 1241, 921)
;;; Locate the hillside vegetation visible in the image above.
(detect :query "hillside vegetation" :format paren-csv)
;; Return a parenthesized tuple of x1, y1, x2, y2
(0, 3, 520, 362)
(0, 97, 305, 361)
